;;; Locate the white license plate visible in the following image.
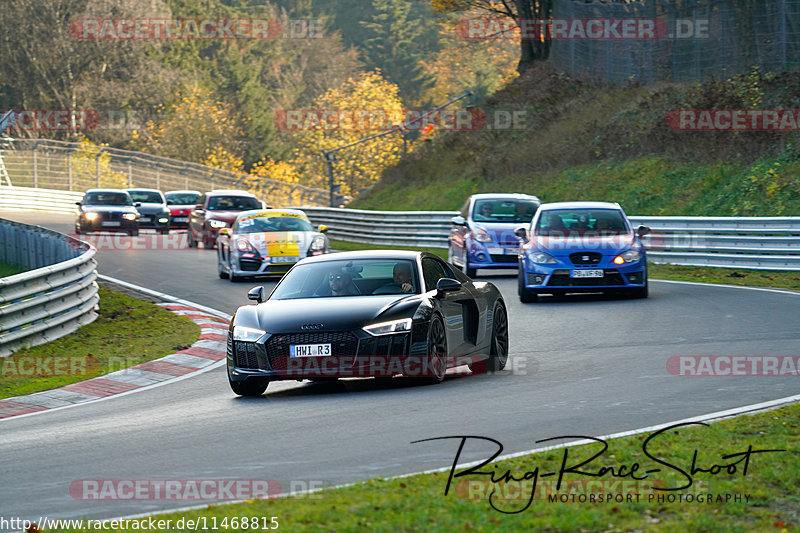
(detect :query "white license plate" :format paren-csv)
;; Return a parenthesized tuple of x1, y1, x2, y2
(173, 217, 188, 222)
(488, 247, 503, 254)
(571, 269, 604, 278)
(290, 343, 332, 357)
(101, 221, 120, 227)
(271, 256, 300, 264)
(506, 248, 520, 255)
(139, 217, 151, 222)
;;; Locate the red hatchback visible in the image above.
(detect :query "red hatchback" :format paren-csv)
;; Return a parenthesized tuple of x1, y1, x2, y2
(187, 190, 266, 248)
(165, 190, 201, 230)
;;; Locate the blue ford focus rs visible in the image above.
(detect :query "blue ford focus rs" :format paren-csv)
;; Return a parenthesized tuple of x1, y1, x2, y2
(515, 202, 651, 302)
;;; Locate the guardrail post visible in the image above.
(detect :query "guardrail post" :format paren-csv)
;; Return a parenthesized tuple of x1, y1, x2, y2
(94, 148, 108, 187)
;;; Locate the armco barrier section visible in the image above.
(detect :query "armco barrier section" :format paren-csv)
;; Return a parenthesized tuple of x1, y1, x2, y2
(0, 218, 99, 356)
(297, 207, 800, 271)
(0, 186, 84, 214)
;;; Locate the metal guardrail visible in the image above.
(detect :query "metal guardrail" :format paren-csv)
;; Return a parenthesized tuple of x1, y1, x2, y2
(0, 185, 84, 214)
(297, 207, 800, 271)
(0, 137, 329, 206)
(0, 218, 99, 356)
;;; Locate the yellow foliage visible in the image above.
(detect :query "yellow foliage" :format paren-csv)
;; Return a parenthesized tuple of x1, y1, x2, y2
(290, 70, 405, 197)
(70, 138, 127, 189)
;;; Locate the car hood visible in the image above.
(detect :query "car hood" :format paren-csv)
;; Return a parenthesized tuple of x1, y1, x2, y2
(532, 234, 636, 256)
(135, 203, 168, 215)
(256, 295, 416, 333)
(205, 211, 243, 223)
(470, 222, 527, 245)
(236, 231, 318, 257)
(80, 205, 137, 213)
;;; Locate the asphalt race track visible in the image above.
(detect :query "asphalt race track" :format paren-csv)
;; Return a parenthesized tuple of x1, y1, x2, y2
(2, 210, 800, 521)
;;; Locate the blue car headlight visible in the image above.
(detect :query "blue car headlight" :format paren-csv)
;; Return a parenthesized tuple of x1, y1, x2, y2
(614, 250, 643, 264)
(232, 326, 266, 342)
(530, 252, 557, 264)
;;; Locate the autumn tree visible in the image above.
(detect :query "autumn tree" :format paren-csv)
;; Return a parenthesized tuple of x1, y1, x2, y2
(290, 70, 405, 196)
(430, 0, 553, 73)
(132, 84, 245, 169)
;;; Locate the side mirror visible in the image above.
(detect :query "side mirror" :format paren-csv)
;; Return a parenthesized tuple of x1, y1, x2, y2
(514, 226, 528, 240)
(218, 228, 231, 237)
(247, 286, 266, 304)
(134, 202, 142, 208)
(436, 277, 462, 294)
(637, 225, 651, 238)
(318, 224, 328, 233)
(194, 205, 204, 212)
(451, 216, 466, 226)
(75, 201, 82, 206)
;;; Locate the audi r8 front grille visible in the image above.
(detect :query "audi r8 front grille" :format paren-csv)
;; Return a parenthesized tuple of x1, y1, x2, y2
(265, 331, 359, 367)
(358, 333, 410, 357)
(570, 252, 602, 265)
(234, 341, 261, 369)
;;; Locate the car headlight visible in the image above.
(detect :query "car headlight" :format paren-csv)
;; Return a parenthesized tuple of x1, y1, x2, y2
(530, 252, 557, 264)
(614, 251, 642, 264)
(469, 228, 492, 243)
(122, 213, 137, 221)
(208, 220, 227, 229)
(363, 318, 412, 336)
(308, 235, 326, 255)
(83, 212, 99, 221)
(232, 326, 266, 342)
(235, 238, 259, 255)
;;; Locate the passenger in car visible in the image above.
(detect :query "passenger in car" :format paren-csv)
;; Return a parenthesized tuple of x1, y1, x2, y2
(372, 263, 415, 294)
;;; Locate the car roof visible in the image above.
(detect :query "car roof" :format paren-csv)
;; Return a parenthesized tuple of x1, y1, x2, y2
(235, 208, 308, 219)
(127, 188, 163, 193)
(299, 250, 426, 265)
(470, 193, 541, 202)
(207, 189, 257, 197)
(165, 190, 201, 195)
(539, 201, 623, 211)
(85, 189, 130, 194)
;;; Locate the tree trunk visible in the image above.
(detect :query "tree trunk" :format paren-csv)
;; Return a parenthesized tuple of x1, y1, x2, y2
(515, 0, 553, 73)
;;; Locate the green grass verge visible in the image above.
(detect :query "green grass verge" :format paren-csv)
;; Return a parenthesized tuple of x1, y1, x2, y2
(0, 285, 200, 399)
(50, 403, 799, 532)
(0, 261, 23, 277)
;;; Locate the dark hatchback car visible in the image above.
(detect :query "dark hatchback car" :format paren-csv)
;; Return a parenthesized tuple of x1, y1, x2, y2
(75, 189, 139, 236)
(127, 189, 171, 234)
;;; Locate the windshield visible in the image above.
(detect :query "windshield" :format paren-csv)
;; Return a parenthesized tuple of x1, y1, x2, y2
(535, 209, 629, 236)
(83, 192, 132, 206)
(165, 192, 199, 205)
(128, 191, 164, 204)
(472, 199, 538, 223)
(270, 259, 419, 299)
(236, 216, 313, 234)
(208, 196, 261, 211)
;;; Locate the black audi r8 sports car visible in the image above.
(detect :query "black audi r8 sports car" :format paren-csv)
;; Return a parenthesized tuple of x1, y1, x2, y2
(226, 250, 508, 396)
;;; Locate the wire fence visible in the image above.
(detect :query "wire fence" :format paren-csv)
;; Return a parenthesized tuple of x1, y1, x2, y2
(551, 0, 800, 85)
(0, 137, 329, 206)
